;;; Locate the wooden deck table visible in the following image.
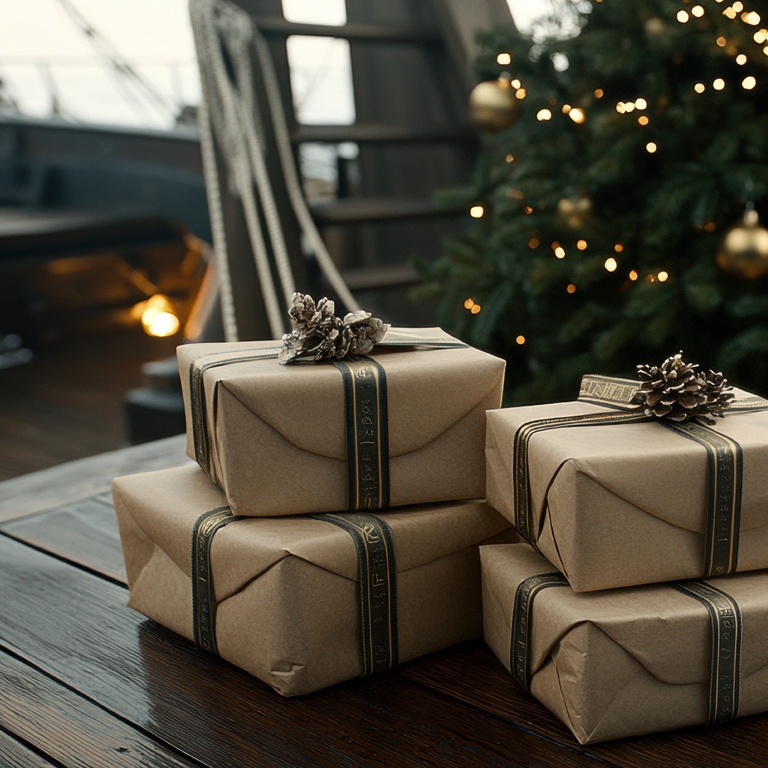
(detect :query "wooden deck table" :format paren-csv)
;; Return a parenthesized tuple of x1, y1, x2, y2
(0, 436, 766, 768)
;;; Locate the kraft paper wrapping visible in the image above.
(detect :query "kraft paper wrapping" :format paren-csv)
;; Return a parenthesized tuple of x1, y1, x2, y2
(113, 464, 515, 697)
(485, 395, 768, 592)
(481, 543, 768, 744)
(177, 330, 505, 517)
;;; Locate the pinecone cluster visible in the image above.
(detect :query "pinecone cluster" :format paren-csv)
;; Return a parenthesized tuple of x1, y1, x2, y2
(278, 293, 389, 364)
(635, 351, 734, 425)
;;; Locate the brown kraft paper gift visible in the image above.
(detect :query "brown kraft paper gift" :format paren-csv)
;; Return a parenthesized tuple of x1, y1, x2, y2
(485, 375, 768, 592)
(177, 328, 505, 517)
(113, 464, 514, 697)
(482, 542, 768, 744)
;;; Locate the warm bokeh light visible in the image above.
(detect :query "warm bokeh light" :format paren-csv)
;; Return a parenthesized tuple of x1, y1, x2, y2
(569, 107, 586, 123)
(694, 82, 706, 93)
(554, 246, 566, 259)
(577, 239, 588, 250)
(562, 104, 572, 113)
(736, 54, 747, 65)
(629, 270, 639, 281)
(139, 294, 180, 338)
(516, 335, 526, 345)
(496, 52, 512, 65)
(754, 30, 768, 44)
(604, 257, 618, 272)
(528, 237, 540, 248)
(594, 88, 604, 98)
(524, 205, 534, 214)
(635, 98, 647, 110)
(506, 154, 514, 163)
(567, 283, 577, 294)
(624, 102, 636, 113)
(717, 36, 727, 47)
(616, 102, 625, 113)
(713, 78, 725, 90)
(511, 78, 521, 89)
(515, 88, 527, 99)
(614, 244, 624, 253)
(658, 271, 669, 282)
(464, 298, 475, 309)
(470, 205, 484, 218)
(705, 221, 717, 232)
(638, 115, 649, 125)
(537, 109, 552, 121)
(733, 2, 744, 12)
(470, 304, 482, 314)
(744, 11, 761, 25)
(676, 10, 689, 22)
(646, 142, 658, 153)
(742, 75, 757, 89)
(691, 5, 705, 17)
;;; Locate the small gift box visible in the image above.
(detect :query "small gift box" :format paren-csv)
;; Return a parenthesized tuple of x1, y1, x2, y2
(482, 542, 768, 744)
(178, 325, 505, 517)
(113, 464, 514, 696)
(486, 357, 768, 592)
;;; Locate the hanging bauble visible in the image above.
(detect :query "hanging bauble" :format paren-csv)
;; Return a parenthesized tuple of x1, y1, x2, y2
(556, 194, 593, 231)
(469, 73, 520, 132)
(716, 208, 768, 279)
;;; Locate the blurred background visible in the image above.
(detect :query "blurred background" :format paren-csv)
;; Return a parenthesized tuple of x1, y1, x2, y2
(3, 0, 767, 480)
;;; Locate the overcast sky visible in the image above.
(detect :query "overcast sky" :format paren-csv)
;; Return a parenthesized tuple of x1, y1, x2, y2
(0, 0, 550, 128)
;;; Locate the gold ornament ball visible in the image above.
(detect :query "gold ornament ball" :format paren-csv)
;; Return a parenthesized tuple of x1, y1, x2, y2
(469, 76, 520, 132)
(716, 209, 768, 279)
(556, 195, 593, 230)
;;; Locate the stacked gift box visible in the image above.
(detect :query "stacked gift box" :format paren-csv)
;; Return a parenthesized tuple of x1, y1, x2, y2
(113, 299, 768, 744)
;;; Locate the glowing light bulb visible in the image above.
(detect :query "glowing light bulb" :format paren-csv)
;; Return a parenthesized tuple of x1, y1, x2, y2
(569, 107, 586, 123)
(537, 109, 552, 121)
(470, 205, 484, 218)
(754, 30, 768, 43)
(742, 75, 757, 89)
(562, 104, 572, 113)
(677, 10, 689, 22)
(624, 102, 636, 113)
(555, 246, 566, 259)
(511, 79, 521, 89)
(464, 298, 475, 309)
(713, 78, 725, 90)
(616, 102, 626, 114)
(577, 239, 588, 250)
(614, 244, 624, 253)
(692, 5, 705, 16)
(629, 270, 639, 281)
(744, 11, 760, 24)
(646, 142, 658, 153)
(506, 154, 514, 163)
(567, 283, 577, 294)
(658, 271, 669, 282)
(638, 115, 650, 125)
(694, 82, 706, 93)
(496, 52, 512, 65)
(516, 335, 526, 345)
(635, 98, 647, 110)
(139, 294, 180, 338)
(470, 304, 482, 314)
(723, 6, 737, 19)
(736, 54, 747, 65)
(515, 88, 527, 99)
(716, 36, 727, 46)
(528, 237, 540, 248)
(733, 2, 744, 12)
(594, 88, 604, 98)
(604, 257, 618, 272)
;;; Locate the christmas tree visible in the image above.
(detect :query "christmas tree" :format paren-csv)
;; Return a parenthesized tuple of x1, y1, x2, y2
(416, 0, 768, 403)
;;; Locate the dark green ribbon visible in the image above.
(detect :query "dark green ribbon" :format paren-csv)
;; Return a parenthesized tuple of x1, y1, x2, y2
(671, 580, 742, 725)
(513, 374, 768, 577)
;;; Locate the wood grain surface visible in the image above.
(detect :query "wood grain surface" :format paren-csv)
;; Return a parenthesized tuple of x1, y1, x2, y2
(0, 728, 59, 768)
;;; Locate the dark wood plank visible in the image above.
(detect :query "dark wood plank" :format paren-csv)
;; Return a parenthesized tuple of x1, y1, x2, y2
(0, 435, 189, 523)
(400, 641, 768, 768)
(0, 648, 197, 768)
(0, 728, 59, 768)
(0, 535, 607, 768)
(1, 496, 125, 583)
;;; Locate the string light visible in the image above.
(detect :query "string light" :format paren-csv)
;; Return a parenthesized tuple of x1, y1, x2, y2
(646, 142, 658, 153)
(555, 246, 566, 259)
(577, 239, 588, 250)
(562, 104, 572, 113)
(764, 46, 768, 56)
(713, 78, 726, 90)
(616, 102, 626, 114)
(496, 52, 512, 65)
(537, 109, 552, 121)
(614, 244, 624, 253)
(471, 304, 482, 314)
(717, 36, 727, 46)
(694, 82, 706, 93)
(524, 205, 534, 214)
(638, 115, 650, 125)
(506, 154, 514, 163)
(470, 205, 484, 218)
(528, 237, 540, 248)
(635, 98, 647, 110)
(138, 294, 180, 338)
(629, 270, 639, 281)
(567, 283, 577, 293)
(723, 7, 737, 19)
(515, 88, 527, 99)
(624, 102, 636, 113)
(464, 298, 475, 309)
(677, 10, 690, 22)
(692, 5, 705, 16)
(516, 335, 526, 345)
(705, 221, 717, 232)
(733, 2, 744, 12)
(594, 88, 604, 98)
(744, 11, 761, 24)
(511, 79, 522, 89)
(604, 257, 618, 272)
(658, 271, 669, 282)
(754, 30, 768, 43)
(742, 75, 757, 89)
(569, 108, 586, 123)
(736, 54, 747, 65)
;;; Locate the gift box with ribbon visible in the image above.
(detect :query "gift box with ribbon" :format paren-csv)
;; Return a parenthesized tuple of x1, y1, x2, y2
(178, 319, 505, 517)
(485, 355, 768, 592)
(113, 463, 515, 696)
(481, 542, 768, 744)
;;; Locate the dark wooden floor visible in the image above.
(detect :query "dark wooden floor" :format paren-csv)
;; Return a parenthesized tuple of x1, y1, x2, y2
(2, 438, 768, 767)
(0, 329, 177, 481)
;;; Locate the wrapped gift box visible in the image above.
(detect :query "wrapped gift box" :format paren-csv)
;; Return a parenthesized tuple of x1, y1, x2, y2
(113, 464, 514, 696)
(485, 382, 768, 592)
(177, 329, 505, 517)
(482, 542, 768, 744)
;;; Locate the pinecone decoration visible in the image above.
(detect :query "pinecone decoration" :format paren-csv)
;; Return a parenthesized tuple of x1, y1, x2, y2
(278, 293, 389, 364)
(635, 351, 734, 425)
